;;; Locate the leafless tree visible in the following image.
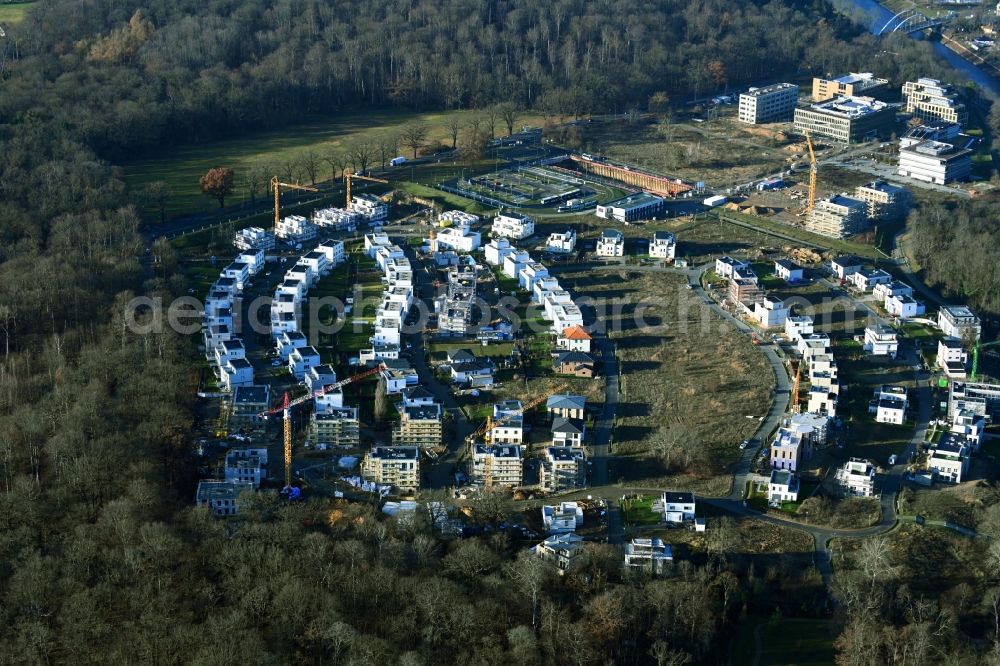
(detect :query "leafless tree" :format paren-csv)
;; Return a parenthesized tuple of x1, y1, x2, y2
(401, 123, 429, 159)
(299, 150, 321, 185)
(446, 116, 462, 149)
(499, 103, 520, 136)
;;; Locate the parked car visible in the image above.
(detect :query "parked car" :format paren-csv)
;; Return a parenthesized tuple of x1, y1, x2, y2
(740, 439, 750, 450)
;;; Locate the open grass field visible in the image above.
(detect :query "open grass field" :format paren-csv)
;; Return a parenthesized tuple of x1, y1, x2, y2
(0, 1, 34, 25)
(124, 109, 543, 217)
(557, 267, 774, 493)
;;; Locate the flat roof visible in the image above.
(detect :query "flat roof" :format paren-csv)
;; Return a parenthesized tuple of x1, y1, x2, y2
(805, 95, 890, 118)
(546, 446, 584, 462)
(662, 491, 695, 504)
(743, 82, 798, 96)
(371, 446, 419, 460)
(233, 385, 269, 404)
(606, 192, 665, 209)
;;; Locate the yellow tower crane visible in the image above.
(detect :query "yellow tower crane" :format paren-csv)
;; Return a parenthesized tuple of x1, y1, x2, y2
(791, 360, 802, 415)
(804, 129, 818, 215)
(345, 173, 389, 206)
(270, 176, 318, 231)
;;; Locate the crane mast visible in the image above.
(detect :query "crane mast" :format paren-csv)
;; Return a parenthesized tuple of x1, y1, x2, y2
(270, 176, 318, 230)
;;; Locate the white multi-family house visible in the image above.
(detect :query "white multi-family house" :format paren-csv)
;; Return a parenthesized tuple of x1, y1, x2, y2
(299, 250, 330, 278)
(550, 303, 584, 335)
(492, 212, 535, 239)
(624, 538, 673, 575)
(649, 231, 676, 261)
(220, 358, 254, 391)
(595, 229, 625, 257)
(873, 281, 913, 303)
(375, 244, 406, 272)
(541, 502, 584, 534)
(440, 210, 480, 227)
(435, 225, 481, 253)
(470, 444, 522, 487)
(275, 214, 317, 242)
(768, 469, 800, 504)
(847, 268, 893, 292)
(317, 239, 346, 266)
(785, 315, 814, 342)
(349, 193, 388, 224)
(830, 255, 863, 280)
(660, 491, 696, 523)
(214, 339, 246, 367)
(532, 276, 561, 303)
(539, 446, 586, 493)
(518, 262, 549, 291)
(237, 248, 265, 276)
(532, 533, 585, 573)
(287, 262, 315, 288)
(546, 394, 586, 420)
(886, 294, 925, 320)
(808, 386, 839, 416)
(365, 232, 391, 258)
(543, 290, 575, 321)
(225, 446, 268, 487)
(305, 364, 337, 393)
(716, 256, 750, 279)
(222, 261, 250, 291)
(951, 409, 986, 449)
(938, 305, 981, 341)
(502, 250, 531, 279)
(484, 238, 514, 266)
(938, 337, 968, 378)
(774, 259, 803, 282)
(552, 417, 585, 448)
(556, 325, 592, 353)
(753, 296, 789, 328)
(864, 324, 899, 358)
(798, 333, 831, 358)
(276, 331, 308, 360)
(771, 427, 807, 472)
(546, 230, 576, 254)
(871, 385, 907, 424)
(213, 276, 238, 298)
(313, 207, 360, 231)
(927, 434, 970, 484)
(491, 401, 524, 445)
(288, 346, 321, 380)
(234, 227, 275, 252)
(362, 446, 420, 491)
(836, 458, 876, 497)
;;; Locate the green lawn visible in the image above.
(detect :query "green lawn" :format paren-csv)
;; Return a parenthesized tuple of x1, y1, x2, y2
(124, 109, 543, 218)
(621, 495, 662, 526)
(0, 1, 34, 25)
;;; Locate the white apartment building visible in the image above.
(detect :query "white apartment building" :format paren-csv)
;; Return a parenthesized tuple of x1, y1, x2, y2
(220, 358, 254, 391)
(541, 502, 584, 534)
(752, 296, 789, 328)
(502, 250, 531, 279)
(872, 385, 908, 424)
(484, 238, 513, 266)
(349, 193, 388, 223)
(550, 303, 584, 334)
(771, 427, 806, 472)
(237, 248, 265, 276)
(518, 262, 549, 291)
(886, 294, 924, 320)
(836, 458, 876, 497)
(196, 480, 254, 516)
(435, 225, 481, 253)
(546, 230, 576, 254)
(312, 207, 360, 230)
(649, 231, 676, 260)
(543, 290, 575, 321)
(864, 324, 899, 358)
(440, 210, 480, 227)
(938, 337, 968, 377)
(595, 229, 625, 257)
(316, 239, 346, 266)
(873, 281, 913, 302)
(768, 469, 800, 504)
(491, 401, 524, 445)
(938, 305, 981, 341)
(927, 434, 969, 484)
(738, 83, 799, 124)
(539, 447, 586, 493)
(288, 346, 321, 380)
(715, 256, 749, 279)
(785, 315, 814, 342)
(491, 212, 535, 239)
(275, 215, 317, 242)
(364, 231, 391, 257)
(470, 444, 523, 487)
(233, 226, 275, 251)
(362, 447, 420, 491)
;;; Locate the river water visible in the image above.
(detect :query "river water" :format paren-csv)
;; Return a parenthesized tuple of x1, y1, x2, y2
(840, 0, 1000, 99)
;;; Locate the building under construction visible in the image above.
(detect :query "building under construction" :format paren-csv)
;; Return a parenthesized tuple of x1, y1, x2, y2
(469, 444, 523, 488)
(567, 155, 693, 198)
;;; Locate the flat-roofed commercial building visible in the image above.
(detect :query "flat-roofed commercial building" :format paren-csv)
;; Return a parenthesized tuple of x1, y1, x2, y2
(812, 72, 889, 102)
(902, 78, 968, 128)
(738, 83, 800, 124)
(595, 192, 665, 222)
(793, 96, 895, 144)
(897, 139, 972, 184)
